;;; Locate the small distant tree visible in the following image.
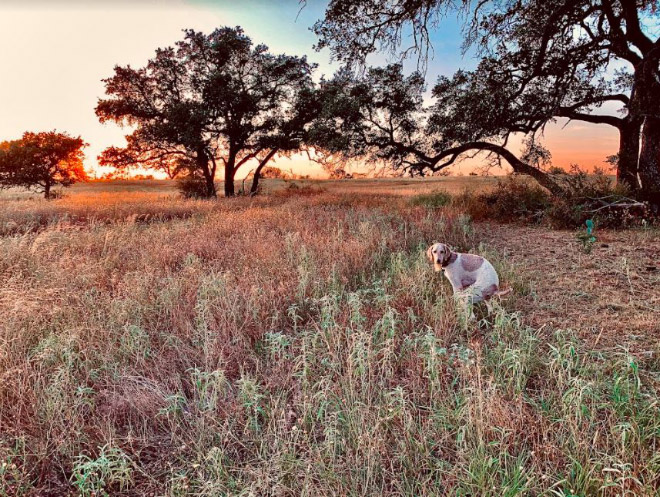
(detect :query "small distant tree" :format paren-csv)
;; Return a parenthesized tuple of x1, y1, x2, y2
(329, 168, 349, 179)
(97, 27, 315, 198)
(259, 166, 285, 179)
(0, 131, 87, 198)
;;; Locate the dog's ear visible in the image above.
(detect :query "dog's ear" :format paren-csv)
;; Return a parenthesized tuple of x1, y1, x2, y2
(426, 244, 435, 263)
(443, 244, 452, 263)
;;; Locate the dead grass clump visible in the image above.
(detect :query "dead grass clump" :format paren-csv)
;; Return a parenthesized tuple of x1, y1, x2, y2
(272, 182, 327, 198)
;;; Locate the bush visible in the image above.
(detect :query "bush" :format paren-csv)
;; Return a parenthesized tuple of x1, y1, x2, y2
(409, 190, 452, 208)
(176, 175, 217, 199)
(455, 169, 654, 229)
(466, 176, 550, 223)
(259, 166, 288, 179)
(274, 182, 326, 197)
(546, 167, 647, 229)
(45, 190, 66, 200)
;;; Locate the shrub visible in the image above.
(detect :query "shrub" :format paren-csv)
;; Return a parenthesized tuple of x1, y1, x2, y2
(465, 176, 550, 223)
(274, 182, 326, 197)
(546, 166, 648, 229)
(176, 174, 217, 199)
(45, 190, 66, 200)
(409, 190, 452, 208)
(260, 166, 288, 179)
(455, 169, 654, 229)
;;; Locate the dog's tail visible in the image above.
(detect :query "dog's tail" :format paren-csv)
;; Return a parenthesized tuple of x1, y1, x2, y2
(494, 288, 512, 297)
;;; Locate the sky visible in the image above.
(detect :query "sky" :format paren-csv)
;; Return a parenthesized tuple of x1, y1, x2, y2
(0, 0, 620, 178)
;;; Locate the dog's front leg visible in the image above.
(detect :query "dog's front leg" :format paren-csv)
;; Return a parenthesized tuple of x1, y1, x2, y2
(454, 291, 475, 325)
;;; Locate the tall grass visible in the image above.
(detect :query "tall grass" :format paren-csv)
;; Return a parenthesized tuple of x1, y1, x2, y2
(0, 189, 658, 496)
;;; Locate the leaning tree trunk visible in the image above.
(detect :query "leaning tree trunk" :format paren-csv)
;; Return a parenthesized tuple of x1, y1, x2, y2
(638, 116, 660, 204)
(250, 149, 278, 195)
(459, 142, 565, 196)
(617, 118, 641, 191)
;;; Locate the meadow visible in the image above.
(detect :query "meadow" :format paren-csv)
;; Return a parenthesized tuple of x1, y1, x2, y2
(1, 178, 659, 496)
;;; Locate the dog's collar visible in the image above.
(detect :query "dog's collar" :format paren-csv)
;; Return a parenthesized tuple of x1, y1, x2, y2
(441, 252, 457, 267)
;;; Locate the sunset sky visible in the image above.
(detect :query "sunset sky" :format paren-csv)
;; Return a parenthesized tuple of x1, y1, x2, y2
(0, 0, 620, 178)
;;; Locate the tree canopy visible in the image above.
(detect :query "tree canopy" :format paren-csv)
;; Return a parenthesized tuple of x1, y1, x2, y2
(97, 26, 315, 197)
(0, 131, 87, 198)
(310, 64, 566, 193)
(313, 0, 660, 201)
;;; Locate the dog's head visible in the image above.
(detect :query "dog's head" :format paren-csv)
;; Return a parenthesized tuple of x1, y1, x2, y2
(426, 242, 452, 272)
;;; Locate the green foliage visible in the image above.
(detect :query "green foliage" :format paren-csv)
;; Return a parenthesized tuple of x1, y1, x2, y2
(409, 190, 452, 208)
(0, 438, 31, 497)
(309, 64, 425, 170)
(70, 445, 134, 497)
(465, 176, 551, 222)
(575, 220, 596, 253)
(97, 26, 315, 197)
(313, 0, 660, 197)
(0, 131, 87, 198)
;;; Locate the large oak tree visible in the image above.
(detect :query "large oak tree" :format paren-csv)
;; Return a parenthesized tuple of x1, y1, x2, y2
(313, 0, 660, 201)
(97, 27, 315, 197)
(310, 64, 567, 193)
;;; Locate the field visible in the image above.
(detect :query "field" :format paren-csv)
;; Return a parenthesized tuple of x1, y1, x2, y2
(1, 179, 659, 496)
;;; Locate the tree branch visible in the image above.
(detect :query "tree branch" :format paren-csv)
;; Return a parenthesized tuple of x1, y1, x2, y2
(427, 141, 564, 194)
(619, 0, 654, 54)
(556, 107, 624, 128)
(600, 0, 643, 64)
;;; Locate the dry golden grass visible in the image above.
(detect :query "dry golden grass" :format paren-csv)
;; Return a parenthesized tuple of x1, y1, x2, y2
(1, 179, 658, 496)
(0, 178, 494, 236)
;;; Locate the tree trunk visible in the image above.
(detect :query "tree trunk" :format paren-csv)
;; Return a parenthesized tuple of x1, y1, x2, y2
(204, 175, 217, 197)
(629, 49, 660, 203)
(196, 152, 216, 198)
(224, 153, 236, 197)
(638, 116, 660, 204)
(250, 149, 278, 195)
(617, 119, 641, 191)
(44, 182, 51, 199)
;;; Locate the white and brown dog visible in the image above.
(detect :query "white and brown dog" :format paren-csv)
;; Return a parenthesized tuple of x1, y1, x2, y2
(426, 242, 510, 303)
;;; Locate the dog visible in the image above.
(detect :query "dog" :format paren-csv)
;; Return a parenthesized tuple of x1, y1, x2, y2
(426, 242, 510, 303)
